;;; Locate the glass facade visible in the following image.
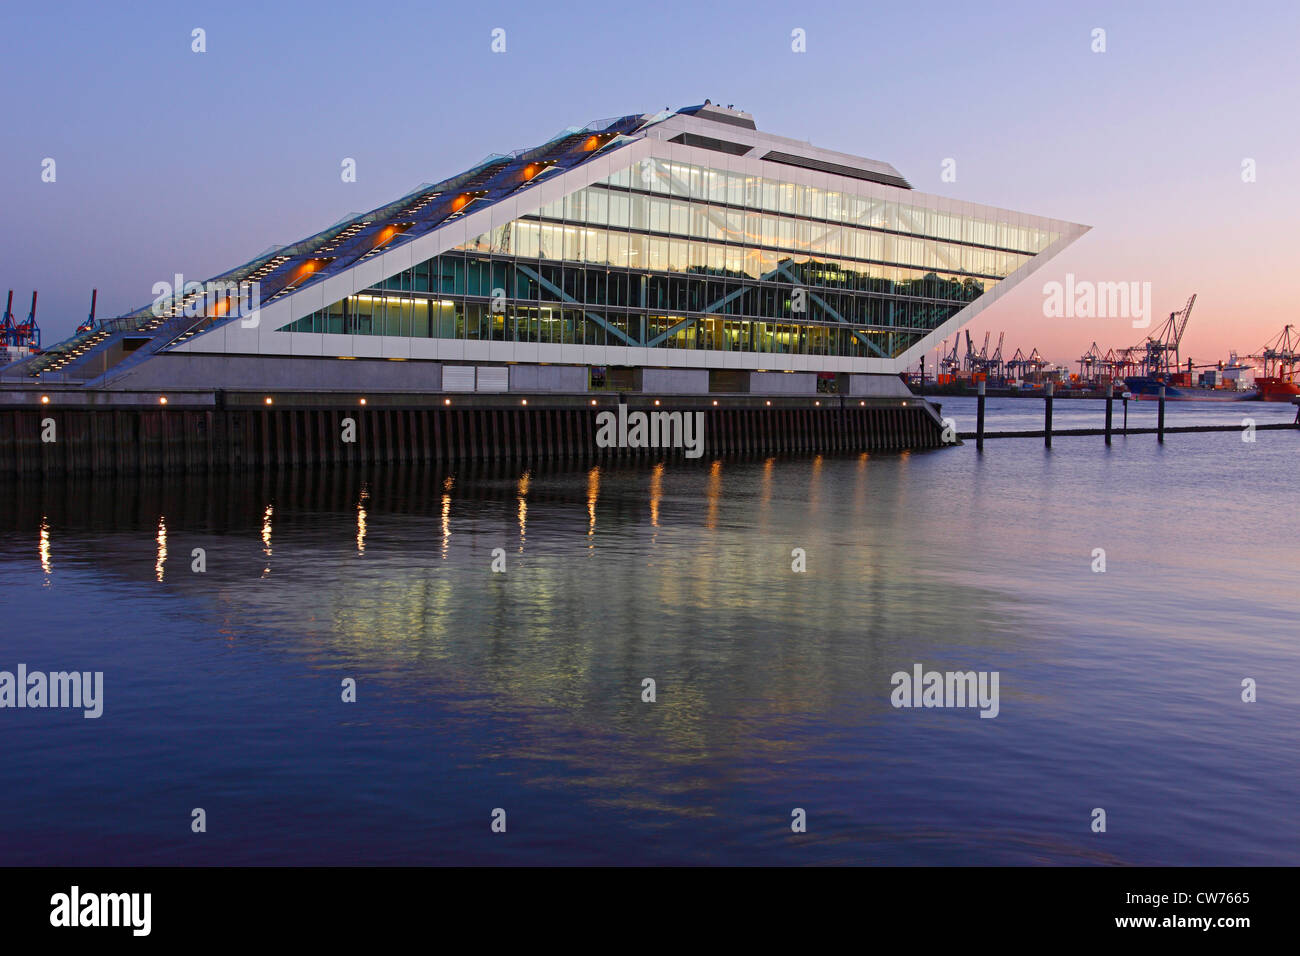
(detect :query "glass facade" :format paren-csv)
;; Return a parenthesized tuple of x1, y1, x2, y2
(282, 158, 1060, 359)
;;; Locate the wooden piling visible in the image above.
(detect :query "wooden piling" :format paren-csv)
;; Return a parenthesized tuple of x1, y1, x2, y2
(1044, 382, 1054, 448)
(1158, 386, 1166, 443)
(1104, 382, 1113, 446)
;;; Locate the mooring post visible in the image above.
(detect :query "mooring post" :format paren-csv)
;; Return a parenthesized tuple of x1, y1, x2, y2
(1122, 391, 1131, 434)
(1104, 382, 1114, 445)
(1044, 381, 1054, 448)
(976, 379, 986, 451)
(1158, 385, 1166, 443)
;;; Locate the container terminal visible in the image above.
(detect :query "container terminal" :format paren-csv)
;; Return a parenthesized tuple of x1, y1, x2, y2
(913, 296, 1297, 402)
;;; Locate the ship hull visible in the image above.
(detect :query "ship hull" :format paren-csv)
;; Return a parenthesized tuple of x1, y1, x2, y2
(1255, 377, 1300, 402)
(1124, 377, 1258, 401)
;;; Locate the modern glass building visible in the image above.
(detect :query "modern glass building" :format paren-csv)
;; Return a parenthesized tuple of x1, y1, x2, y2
(12, 103, 1087, 395)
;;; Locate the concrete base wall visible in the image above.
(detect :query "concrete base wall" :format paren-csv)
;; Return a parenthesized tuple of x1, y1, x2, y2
(750, 371, 817, 395)
(84, 353, 914, 403)
(109, 353, 443, 392)
(509, 364, 588, 392)
(848, 373, 913, 397)
(642, 368, 709, 394)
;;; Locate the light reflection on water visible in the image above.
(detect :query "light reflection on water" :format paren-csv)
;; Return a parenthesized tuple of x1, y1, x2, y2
(0, 424, 1297, 865)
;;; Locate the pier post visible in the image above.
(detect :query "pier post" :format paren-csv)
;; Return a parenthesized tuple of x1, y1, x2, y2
(1122, 391, 1131, 435)
(976, 380, 986, 451)
(1104, 382, 1113, 445)
(1044, 381, 1054, 448)
(1158, 386, 1166, 443)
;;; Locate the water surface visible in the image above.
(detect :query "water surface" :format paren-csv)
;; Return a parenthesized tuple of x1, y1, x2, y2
(1, 406, 1296, 865)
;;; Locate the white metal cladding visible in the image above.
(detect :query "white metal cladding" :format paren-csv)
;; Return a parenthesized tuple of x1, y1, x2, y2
(442, 366, 475, 391)
(475, 366, 508, 392)
(171, 124, 1087, 375)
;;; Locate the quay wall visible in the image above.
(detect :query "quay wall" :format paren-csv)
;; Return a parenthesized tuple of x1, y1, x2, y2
(0, 392, 946, 475)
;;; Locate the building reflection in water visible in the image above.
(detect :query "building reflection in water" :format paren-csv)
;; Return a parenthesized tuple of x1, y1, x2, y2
(810, 454, 824, 516)
(649, 462, 663, 539)
(705, 459, 722, 530)
(155, 516, 167, 582)
(758, 457, 774, 533)
(0, 456, 1034, 824)
(39, 516, 51, 579)
(357, 486, 369, 555)
(441, 476, 453, 559)
(586, 467, 599, 551)
(261, 504, 273, 577)
(517, 470, 529, 552)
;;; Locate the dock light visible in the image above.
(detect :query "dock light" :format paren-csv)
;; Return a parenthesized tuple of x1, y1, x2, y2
(901, 401, 907, 406)
(590, 399, 597, 405)
(40, 395, 49, 404)
(860, 401, 865, 406)
(159, 396, 168, 405)
(444, 398, 451, 405)
(815, 400, 820, 406)
(521, 399, 528, 405)
(264, 397, 273, 405)
(712, 400, 718, 406)
(359, 398, 366, 405)
(765, 400, 771, 406)
(653, 399, 660, 406)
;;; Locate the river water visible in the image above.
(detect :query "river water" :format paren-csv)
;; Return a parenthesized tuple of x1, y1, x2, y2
(1, 399, 1296, 865)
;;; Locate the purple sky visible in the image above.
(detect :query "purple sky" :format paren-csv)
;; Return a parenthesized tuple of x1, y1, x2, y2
(3, 0, 1297, 368)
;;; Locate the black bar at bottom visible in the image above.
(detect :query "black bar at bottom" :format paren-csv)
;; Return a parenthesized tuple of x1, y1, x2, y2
(0, 866, 1282, 941)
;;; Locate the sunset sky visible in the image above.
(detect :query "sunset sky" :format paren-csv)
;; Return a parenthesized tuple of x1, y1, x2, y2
(3, 0, 1296, 368)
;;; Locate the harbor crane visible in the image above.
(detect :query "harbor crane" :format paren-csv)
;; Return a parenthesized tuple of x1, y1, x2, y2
(1102, 347, 1125, 378)
(1250, 324, 1298, 380)
(939, 335, 961, 377)
(1, 291, 41, 351)
(967, 331, 1003, 378)
(962, 330, 993, 375)
(1133, 293, 1196, 377)
(1006, 347, 1047, 382)
(76, 289, 98, 335)
(0, 292, 15, 347)
(1248, 325, 1300, 400)
(1078, 342, 1105, 381)
(988, 331, 1005, 379)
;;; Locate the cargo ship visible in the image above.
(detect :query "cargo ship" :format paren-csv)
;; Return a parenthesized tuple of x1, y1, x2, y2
(1123, 375, 1257, 401)
(1255, 376, 1300, 402)
(1250, 326, 1298, 401)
